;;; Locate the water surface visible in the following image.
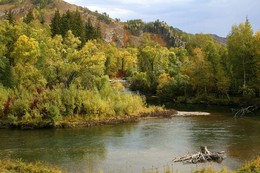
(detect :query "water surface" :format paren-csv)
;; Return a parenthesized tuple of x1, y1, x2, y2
(0, 106, 260, 173)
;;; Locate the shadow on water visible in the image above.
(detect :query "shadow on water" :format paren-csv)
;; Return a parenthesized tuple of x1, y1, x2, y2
(0, 124, 138, 173)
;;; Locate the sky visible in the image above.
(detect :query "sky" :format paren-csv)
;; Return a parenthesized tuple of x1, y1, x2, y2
(64, 0, 260, 37)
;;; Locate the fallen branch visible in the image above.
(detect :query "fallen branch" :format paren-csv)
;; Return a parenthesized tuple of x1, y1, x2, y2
(173, 146, 226, 164)
(232, 104, 259, 117)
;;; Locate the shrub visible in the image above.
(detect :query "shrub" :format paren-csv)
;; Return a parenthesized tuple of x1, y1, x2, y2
(61, 87, 76, 116)
(0, 86, 10, 117)
(237, 156, 260, 173)
(0, 159, 62, 173)
(129, 72, 150, 92)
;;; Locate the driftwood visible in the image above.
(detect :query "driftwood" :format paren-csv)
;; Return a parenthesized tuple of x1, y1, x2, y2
(232, 104, 259, 117)
(173, 146, 226, 164)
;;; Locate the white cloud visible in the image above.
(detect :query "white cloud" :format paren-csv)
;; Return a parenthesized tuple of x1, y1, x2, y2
(111, 0, 193, 5)
(87, 5, 136, 19)
(64, 0, 260, 37)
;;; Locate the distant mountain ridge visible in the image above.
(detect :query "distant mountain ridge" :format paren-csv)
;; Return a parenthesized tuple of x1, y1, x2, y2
(0, 0, 226, 47)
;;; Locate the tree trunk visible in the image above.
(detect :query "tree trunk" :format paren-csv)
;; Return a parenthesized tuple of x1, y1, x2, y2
(243, 55, 246, 88)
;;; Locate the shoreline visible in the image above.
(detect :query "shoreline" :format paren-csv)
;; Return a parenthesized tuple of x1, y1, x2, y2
(0, 109, 178, 130)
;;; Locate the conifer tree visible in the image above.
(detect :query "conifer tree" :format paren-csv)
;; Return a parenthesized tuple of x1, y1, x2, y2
(61, 10, 72, 37)
(94, 22, 102, 39)
(6, 9, 14, 24)
(71, 10, 85, 44)
(85, 18, 95, 41)
(23, 9, 34, 24)
(50, 10, 61, 36)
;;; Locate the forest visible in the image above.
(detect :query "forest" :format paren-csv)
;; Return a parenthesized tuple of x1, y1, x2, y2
(0, 9, 259, 128)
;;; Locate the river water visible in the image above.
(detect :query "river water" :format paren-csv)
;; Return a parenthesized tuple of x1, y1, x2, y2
(0, 106, 260, 173)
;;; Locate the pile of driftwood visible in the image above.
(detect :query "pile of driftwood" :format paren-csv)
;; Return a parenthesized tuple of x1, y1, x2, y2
(173, 146, 226, 164)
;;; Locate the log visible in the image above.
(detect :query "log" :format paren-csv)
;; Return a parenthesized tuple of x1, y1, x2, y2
(173, 146, 226, 164)
(200, 146, 210, 155)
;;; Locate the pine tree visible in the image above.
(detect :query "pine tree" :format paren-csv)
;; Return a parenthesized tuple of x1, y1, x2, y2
(23, 9, 34, 24)
(94, 22, 102, 39)
(85, 18, 95, 41)
(61, 10, 72, 37)
(6, 9, 14, 24)
(71, 10, 85, 44)
(50, 10, 61, 37)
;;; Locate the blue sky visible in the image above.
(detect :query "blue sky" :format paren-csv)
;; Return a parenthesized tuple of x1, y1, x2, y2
(64, 0, 260, 37)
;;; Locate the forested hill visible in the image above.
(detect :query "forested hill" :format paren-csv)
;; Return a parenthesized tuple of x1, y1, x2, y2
(0, 0, 225, 47)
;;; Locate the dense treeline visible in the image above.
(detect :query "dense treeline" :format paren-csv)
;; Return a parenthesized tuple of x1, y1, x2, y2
(51, 10, 101, 46)
(0, 11, 259, 127)
(0, 16, 149, 128)
(128, 19, 259, 103)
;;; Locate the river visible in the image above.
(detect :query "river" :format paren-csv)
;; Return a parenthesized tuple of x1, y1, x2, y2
(0, 105, 260, 173)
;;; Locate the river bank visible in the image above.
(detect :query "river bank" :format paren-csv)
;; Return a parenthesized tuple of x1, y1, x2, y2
(146, 95, 260, 107)
(0, 108, 177, 129)
(1, 157, 260, 173)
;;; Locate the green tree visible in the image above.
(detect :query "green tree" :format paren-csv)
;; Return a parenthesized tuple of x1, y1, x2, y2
(50, 10, 61, 37)
(60, 34, 105, 88)
(61, 10, 72, 37)
(71, 10, 85, 44)
(85, 18, 95, 41)
(10, 35, 46, 88)
(227, 19, 255, 96)
(23, 9, 34, 24)
(251, 31, 260, 96)
(184, 48, 213, 95)
(6, 9, 14, 24)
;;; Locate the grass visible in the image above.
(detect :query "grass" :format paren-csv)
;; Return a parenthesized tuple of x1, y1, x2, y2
(0, 159, 62, 173)
(1, 157, 260, 173)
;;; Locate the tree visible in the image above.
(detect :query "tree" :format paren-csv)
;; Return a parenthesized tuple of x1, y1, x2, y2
(71, 10, 84, 44)
(227, 19, 255, 96)
(184, 48, 213, 95)
(11, 35, 40, 65)
(251, 31, 260, 96)
(50, 10, 61, 37)
(60, 34, 105, 88)
(23, 9, 34, 24)
(94, 22, 102, 39)
(103, 43, 120, 77)
(6, 9, 14, 24)
(129, 72, 150, 92)
(138, 45, 161, 74)
(10, 35, 46, 88)
(85, 18, 95, 41)
(61, 10, 72, 37)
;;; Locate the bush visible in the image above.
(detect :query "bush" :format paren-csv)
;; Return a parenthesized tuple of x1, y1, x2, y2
(8, 88, 32, 119)
(0, 81, 149, 127)
(46, 104, 62, 124)
(82, 91, 115, 117)
(0, 86, 10, 117)
(237, 157, 260, 173)
(129, 72, 150, 92)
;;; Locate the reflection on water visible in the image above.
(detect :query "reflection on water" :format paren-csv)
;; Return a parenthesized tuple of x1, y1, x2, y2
(0, 106, 260, 173)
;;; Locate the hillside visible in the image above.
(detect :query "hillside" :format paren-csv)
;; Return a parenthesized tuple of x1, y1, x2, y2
(0, 0, 225, 47)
